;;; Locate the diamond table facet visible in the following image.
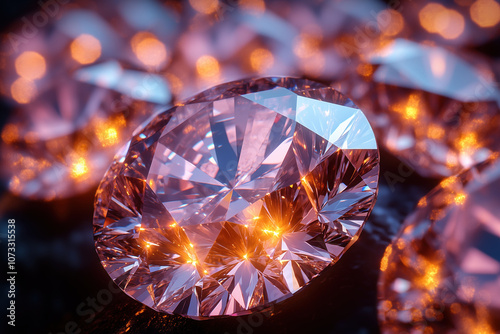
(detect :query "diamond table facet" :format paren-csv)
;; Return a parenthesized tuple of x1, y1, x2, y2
(94, 77, 379, 319)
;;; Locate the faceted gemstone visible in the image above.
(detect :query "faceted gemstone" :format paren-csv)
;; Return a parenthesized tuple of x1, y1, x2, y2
(0, 0, 175, 199)
(93, 77, 379, 319)
(343, 39, 500, 177)
(378, 156, 500, 333)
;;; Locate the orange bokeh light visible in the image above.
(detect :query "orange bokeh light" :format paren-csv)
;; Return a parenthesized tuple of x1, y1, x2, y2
(70, 34, 102, 64)
(419, 3, 465, 39)
(189, 0, 219, 14)
(131, 32, 168, 67)
(15, 51, 46, 80)
(196, 55, 220, 79)
(457, 132, 479, 152)
(71, 157, 89, 179)
(250, 48, 274, 73)
(470, 0, 500, 28)
(11, 77, 37, 104)
(404, 94, 420, 120)
(1, 124, 19, 144)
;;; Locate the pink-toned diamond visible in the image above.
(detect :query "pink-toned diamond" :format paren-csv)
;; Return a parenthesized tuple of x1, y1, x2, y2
(0, 0, 175, 199)
(378, 157, 500, 333)
(344, 39, 500, 178)
(94, 77, 379, 318)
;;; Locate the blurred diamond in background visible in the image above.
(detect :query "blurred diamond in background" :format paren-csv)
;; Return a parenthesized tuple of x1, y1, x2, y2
(343, 39, 500, 177)
(0, 0, 175, 199)
(378, 156, 500, 333)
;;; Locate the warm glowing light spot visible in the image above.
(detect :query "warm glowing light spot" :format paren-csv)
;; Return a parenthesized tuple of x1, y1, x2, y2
(470, 0, 500, 27)
(412, 309, 423, 322)
(262, 229, 280, 237)
(20, 169, 35, 180)
(239, 0, 265, 14)
(418, 197, 428, 207)
(440, 176, 458, 188)
(419, 3, 465, 39)
(204, 270, 208, 274)
(380, 245, 392, 272)
(404, 94, 420, 120)
(1, 124, 19, 144)
(169, 222, 177, 227)
(458, 132, 479, 152)
(104, 128, 118, 145)
(71, 157, 89, 178)
(196, 55, 220, 79)
(454, 192, 467, 205)
(378, 9, 405, 36)
(250, 48, 274, 73)
(95, 121, 120, 147)
(15, 51, 46, 80)
(419, 3, 448, 33)
(190, 243, 194, 248)
(427, 124, 445, 139)
(11, 78, 37, 104)
(243, 254, 248, 259)
(131, 32, 168, 67)
(440, 10, 465, 39)
(189, 0, 219, 14)
(253, 216, 260, 220)
(70, 34, 102, 64)
(356, 63, 374, 77)
(419, 262, 440, 291)
(139, 227, 145, 231)
(380, 300, 392, 311)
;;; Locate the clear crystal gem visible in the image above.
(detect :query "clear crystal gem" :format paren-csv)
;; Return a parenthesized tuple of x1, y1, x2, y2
(94, 77, 379, 318)
(378, 156, 500, 333)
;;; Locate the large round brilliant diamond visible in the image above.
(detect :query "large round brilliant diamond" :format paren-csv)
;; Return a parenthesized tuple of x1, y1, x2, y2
(93, 77, 379, 319)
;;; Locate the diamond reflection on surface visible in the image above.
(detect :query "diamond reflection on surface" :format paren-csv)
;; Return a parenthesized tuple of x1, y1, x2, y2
(378, 156, 500, 333)
(94, 77, 379, 318)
